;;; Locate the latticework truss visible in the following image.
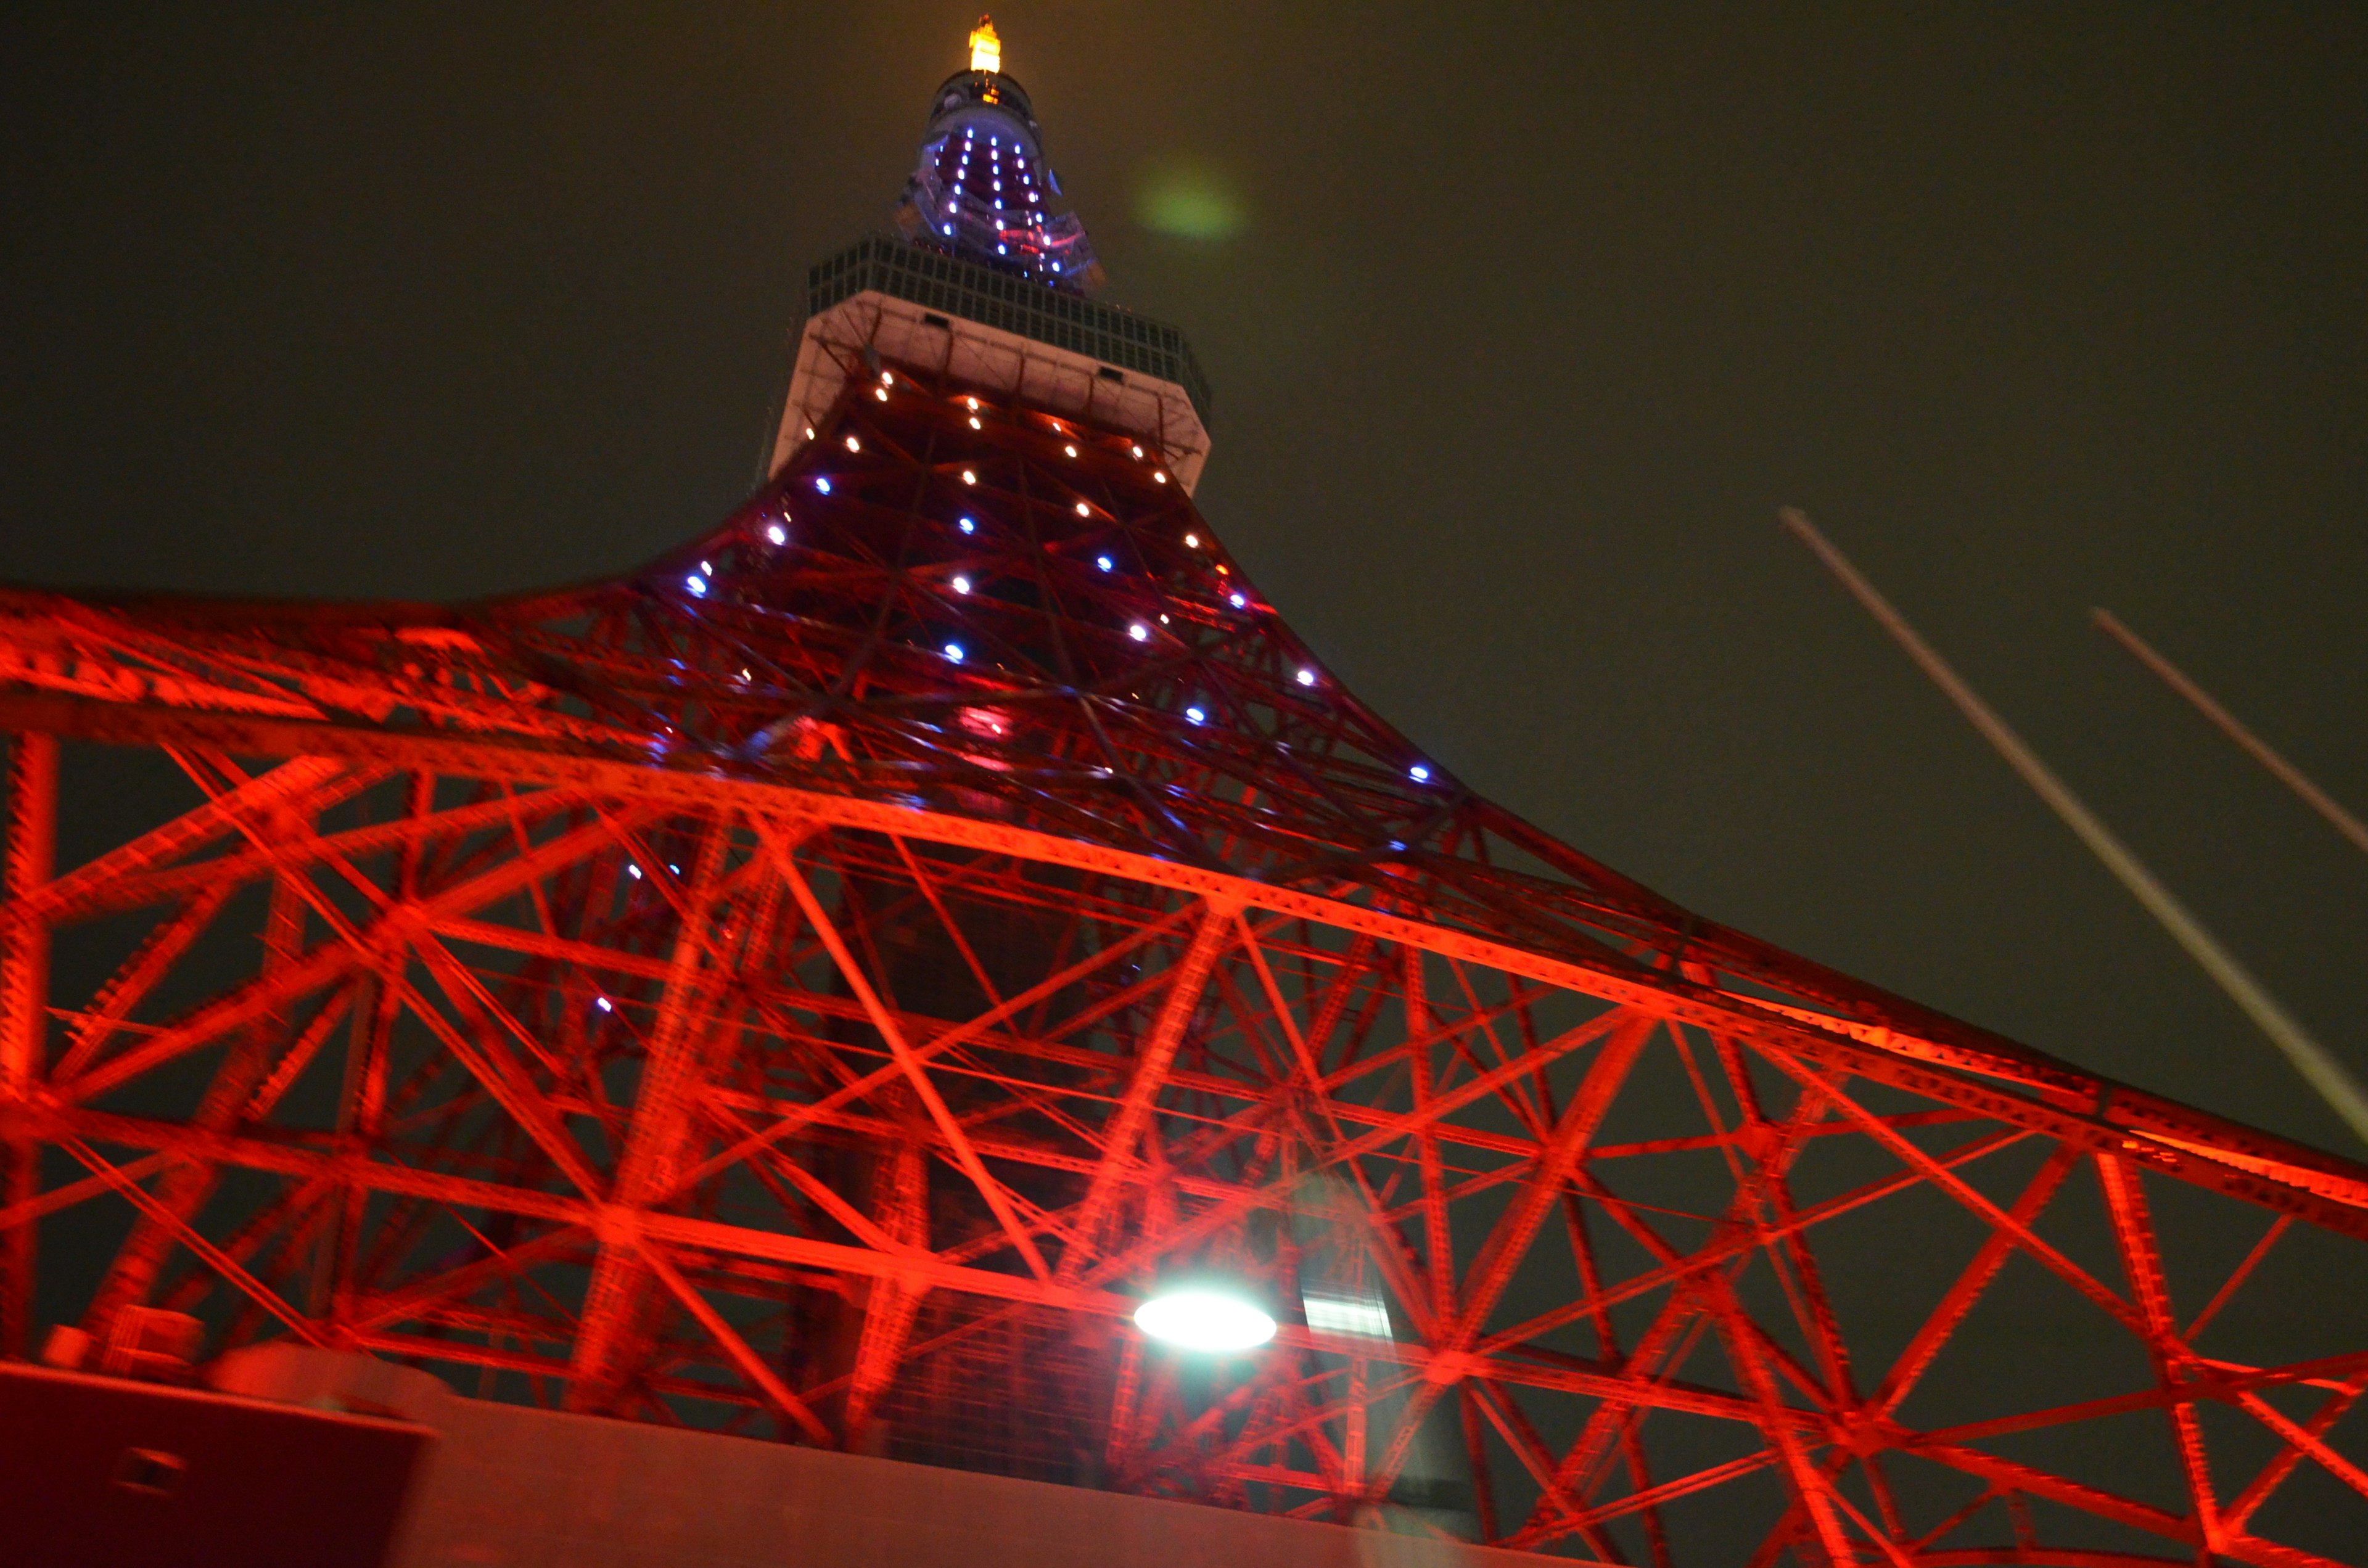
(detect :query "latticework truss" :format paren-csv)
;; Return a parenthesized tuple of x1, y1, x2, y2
(1, 347, 2363, 1565)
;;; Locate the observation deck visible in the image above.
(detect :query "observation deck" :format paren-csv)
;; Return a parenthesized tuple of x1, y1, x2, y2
(772, 237, 1213, 493)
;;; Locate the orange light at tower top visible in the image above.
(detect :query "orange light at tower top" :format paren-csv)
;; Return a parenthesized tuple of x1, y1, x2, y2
(968, 15, 1000, 74)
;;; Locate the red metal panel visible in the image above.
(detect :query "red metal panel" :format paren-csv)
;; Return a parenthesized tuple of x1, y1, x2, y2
(0, 1363, 430, 1568)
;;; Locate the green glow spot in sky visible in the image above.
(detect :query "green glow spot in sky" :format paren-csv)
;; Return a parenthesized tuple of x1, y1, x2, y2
(1133, 157, 1243, 240)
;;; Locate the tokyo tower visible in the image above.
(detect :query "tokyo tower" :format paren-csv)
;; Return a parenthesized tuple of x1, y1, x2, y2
(2, 18, 2363, 1565)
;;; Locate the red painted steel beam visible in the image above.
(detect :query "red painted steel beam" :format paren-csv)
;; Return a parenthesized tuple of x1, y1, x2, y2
(4, 686, 2358, 1238)
(0, 731, 55, 1357)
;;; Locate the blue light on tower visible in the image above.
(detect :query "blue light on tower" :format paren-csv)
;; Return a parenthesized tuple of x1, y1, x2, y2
(900, 18, 1099, 295)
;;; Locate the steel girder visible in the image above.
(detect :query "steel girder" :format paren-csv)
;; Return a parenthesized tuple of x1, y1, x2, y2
(1, 352, 2363, 1564)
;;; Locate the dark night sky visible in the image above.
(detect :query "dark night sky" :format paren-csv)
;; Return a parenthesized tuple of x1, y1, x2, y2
(3, 2, 2365, 1162)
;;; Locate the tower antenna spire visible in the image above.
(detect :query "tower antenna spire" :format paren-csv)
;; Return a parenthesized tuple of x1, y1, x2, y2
(968, 14, 1001, 75)
(890, 10, 1100, 292)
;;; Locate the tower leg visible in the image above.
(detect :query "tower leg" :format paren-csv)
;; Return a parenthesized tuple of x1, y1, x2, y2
(1, 732, 57, 1360)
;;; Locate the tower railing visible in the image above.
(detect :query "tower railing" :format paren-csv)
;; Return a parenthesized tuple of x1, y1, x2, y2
(805, 237, 1214, 425)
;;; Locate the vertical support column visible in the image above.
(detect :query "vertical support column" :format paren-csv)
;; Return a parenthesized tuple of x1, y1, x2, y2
(1401, 945, 1451, 1514)
(1403, 946, 1455, 1326)
(1, 733, 58, 1359)
(1341, 1247, 1368, 1503)
(322, 770, 432, 1321)
(571, 816, 732, 1413)
(2096, 1152, 2226, 1557)
(843, 1131, 928, 1451)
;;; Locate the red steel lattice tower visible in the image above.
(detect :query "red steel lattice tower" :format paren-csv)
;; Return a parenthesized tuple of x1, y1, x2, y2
(2, 23, 2364, 1565)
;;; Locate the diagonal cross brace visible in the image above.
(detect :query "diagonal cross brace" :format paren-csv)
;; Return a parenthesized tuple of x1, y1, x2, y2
(1061, 895, 1236, 1280)
(1370, 1013, 1654, 1492)
(765, 818, 1054, 1282)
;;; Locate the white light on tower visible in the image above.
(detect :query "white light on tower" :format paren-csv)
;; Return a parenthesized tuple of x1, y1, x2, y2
(1133, 1289, 1275, 1353)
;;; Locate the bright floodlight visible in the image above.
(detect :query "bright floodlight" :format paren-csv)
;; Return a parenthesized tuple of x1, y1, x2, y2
(1134, 1289, 1276, 1353)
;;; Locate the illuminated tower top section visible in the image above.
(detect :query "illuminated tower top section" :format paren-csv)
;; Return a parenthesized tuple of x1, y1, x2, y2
(894, 16, 1103, 295)
(773, 18, 1209, 488)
